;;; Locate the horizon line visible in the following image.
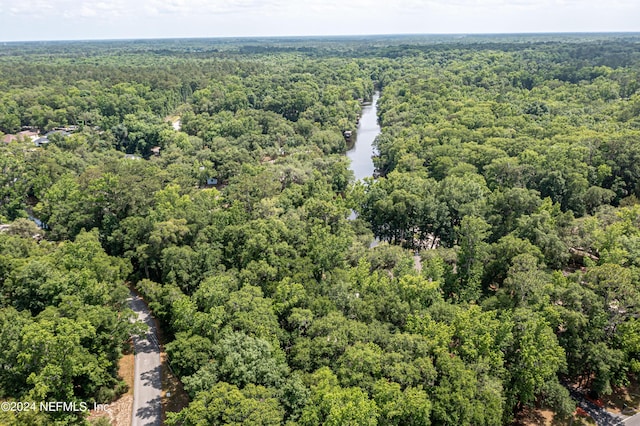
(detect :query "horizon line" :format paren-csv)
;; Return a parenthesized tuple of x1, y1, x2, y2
(3, 31, 640, 44)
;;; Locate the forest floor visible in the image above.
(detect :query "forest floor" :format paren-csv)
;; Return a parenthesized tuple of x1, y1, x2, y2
(602, 380, 640, 416)
(161, 350, 190, 422)
(155, 315, 190, 422)
(517, 380, 640, 426)
(517, 406, 597, 425)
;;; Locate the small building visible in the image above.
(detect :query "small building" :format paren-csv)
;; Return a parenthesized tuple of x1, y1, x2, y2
(3, 130, 39, 143)
(34, 137, 49, 147)
(21, 130, 39, 140)
(45, 130, 71, 138)
(52, 126, 78, 132)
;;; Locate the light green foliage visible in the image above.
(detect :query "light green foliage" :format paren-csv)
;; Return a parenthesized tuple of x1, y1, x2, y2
(515, 198, 573, 269)
(224, 285, 282, 344)
(300, 367, 378, 426)
(272, 278, 307, 318)
(307, 223, 351, 280)
(3, 36, 640, 425)
(454, 215, 491, 302)
(166, 382, 284, 426)
(500, 253, 550, 308)
(291, 311, 369, 371)
(193, 273, 240, 312)
(619, 319, 640, 373)
(210, 331, 289, 389)
(430, 351, 503, 426)
(396, 275, 443, 311)
(165, 333, 214, 378)
(35, 174, 92, 240)
(358, 170, 448, 248)
(505, 308, 566, 409)
(539, 380, 576, 419)
(336, 342, 383, 389)
(0, 229, 137, 424)
(372, 379, 431, 426)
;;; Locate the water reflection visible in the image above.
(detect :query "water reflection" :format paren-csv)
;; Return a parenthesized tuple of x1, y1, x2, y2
(347, 91, 380, 236)
(346, 92, 380, 181)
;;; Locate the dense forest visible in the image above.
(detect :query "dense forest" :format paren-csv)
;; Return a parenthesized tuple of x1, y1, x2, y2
(1, 34, 640, 425)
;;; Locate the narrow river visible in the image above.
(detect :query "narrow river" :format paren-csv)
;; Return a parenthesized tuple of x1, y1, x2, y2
(347, 91, 381, 235)
(347, 91, 421, 258)
(347, 91, 380, 181)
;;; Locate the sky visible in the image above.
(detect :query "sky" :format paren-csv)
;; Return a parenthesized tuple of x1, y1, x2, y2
(0, 0, 639, 42)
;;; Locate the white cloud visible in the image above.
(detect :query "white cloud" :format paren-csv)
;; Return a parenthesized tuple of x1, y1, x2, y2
(7, 0, 54, 17)
(1, 0, 636, 18)
(0, 0, 638, 40)
(144, 0, 285, 16)
(71, 1, 128, 18)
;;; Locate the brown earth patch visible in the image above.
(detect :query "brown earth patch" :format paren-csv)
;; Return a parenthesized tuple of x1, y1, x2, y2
(152, 312, 190, 422)
(515, 406, 597, 426)
(602, 379, 640, 416)
(515, 406, 553, 425)
(87, 342, 134, 426)
(161, 351, 190, 422)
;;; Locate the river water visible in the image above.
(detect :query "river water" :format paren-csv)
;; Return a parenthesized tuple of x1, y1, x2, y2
(347, 92, 381, 234)
(346, 92, 380, 181)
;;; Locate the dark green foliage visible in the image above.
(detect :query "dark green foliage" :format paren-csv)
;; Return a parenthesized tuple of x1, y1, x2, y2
(3, 35, 640, 425)
(0, 231, 138, 424)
